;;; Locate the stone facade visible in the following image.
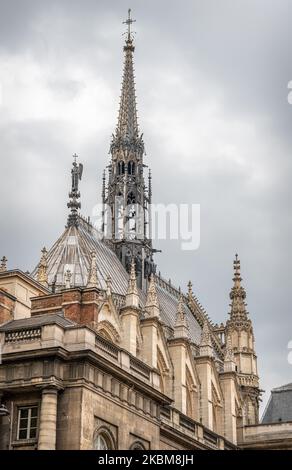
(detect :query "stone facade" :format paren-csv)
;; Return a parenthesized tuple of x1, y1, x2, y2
(0, 267, 258, 450)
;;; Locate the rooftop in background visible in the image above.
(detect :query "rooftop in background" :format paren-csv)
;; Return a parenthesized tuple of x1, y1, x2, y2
(262, 383, 292, 424)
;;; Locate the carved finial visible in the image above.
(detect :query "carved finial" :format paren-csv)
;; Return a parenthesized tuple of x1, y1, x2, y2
(229, 253, 249, 323)
(0, 256, 8, 273)
(145, 273, 160, 318)
(201, 320, 212, 346)
(187, 280, 193, 300)
(37, 247, 48, 287)
(123, 8, 136, 40)
(64, 269, 72, 289)
(126, 258, 139, 307)
(174, 295, 189, 338)
(67, 154, 83, 227)
(87, 252, 100, 288)
(106, 275, 112, 297)
(199, 320, 213, 357)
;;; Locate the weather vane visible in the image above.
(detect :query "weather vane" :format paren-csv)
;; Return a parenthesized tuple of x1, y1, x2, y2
(123, 8, 136, 38)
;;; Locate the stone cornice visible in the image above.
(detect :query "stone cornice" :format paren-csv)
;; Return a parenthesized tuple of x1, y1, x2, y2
(0, 270, 50, 294)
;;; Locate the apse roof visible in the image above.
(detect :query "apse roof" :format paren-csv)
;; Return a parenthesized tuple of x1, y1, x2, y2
(30, 215, 220, 351)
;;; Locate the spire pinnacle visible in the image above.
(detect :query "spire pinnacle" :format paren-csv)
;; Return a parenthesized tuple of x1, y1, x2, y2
(145, 273, 160, 318)
(125, 258, 139, 307)
(67, 154, 83, 227)
(0, 256, 8, 273)
(199, 320, 213, 356)
(229, 253, 249, 323)
(174, 295, 189, 339)
(87, 252, 100, 289)
(36, 247, 48, 287)
(187, 280, 193, 301)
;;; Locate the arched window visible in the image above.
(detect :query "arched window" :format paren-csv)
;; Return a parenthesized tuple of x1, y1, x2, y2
(117, 161, 125, 175)
(128, 161, 135, 175)
(93, 427, 115, 450)
(94, 434, 109, 450)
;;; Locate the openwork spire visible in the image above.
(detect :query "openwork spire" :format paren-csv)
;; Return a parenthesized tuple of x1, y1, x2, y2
(87, 252, 100, 288)
(145, 273, 160, 318)
(0, 256, 8, 273)
(229, 254, 249, 323)
(36, 247, 48, 287)
(67, 154, 83, 227)
(110, 9, 144, 158)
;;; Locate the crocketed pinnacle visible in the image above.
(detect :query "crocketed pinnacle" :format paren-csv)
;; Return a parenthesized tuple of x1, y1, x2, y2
(125, 258, 139, 308)
(145, 273, 160, 317)
(127, 258, 138, 296)
(37, 247, 48, 287)
(174, 295, 189, 339)
(200, 320, 212, 347)
(0, 256, 8, 273)
(87, 252, 100, 288)
(229, 254, 249, 322)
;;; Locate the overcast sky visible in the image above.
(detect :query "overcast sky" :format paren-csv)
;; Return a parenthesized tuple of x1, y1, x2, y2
(0, 0, 291, 413)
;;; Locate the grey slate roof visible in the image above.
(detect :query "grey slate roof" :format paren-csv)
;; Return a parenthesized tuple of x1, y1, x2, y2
(156, 284, 202, 344)
(0, 313, 75, 331)
(32, 217, 129, 296)
(262, 383, 292, 424)
(29, 215, 221, 350)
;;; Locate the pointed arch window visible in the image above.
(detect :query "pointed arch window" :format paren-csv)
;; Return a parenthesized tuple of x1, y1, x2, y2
(93, 427, 116, 450)
(128, 161, 135, 175)
(117, 161, 125, 175)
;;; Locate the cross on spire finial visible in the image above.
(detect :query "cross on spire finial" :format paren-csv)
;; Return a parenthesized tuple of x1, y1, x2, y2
(233, 253, 241, 276)
(123, 8, 136, 39)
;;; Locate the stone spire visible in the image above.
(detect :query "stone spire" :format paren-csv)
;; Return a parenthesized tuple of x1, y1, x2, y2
(0, 256, 8, 273)
(86, 252, 100, 288)
(174, 295, 189, 339)
(67, 154, 83, 227)
(229, 254, 249, 325)
(200, 320, 213, 357)
(113, 8, 142, 147)
(37, 247, 48, 287)
(103, 10, 155, 289)
(145, 273, 160, 318)
(125, 258, 139, 308)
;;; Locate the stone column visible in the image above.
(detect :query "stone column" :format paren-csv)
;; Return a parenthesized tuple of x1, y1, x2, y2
(38, 387, 58, 450)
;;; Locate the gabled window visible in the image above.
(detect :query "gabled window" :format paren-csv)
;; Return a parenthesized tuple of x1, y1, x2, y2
(17, 406, 38, 440)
